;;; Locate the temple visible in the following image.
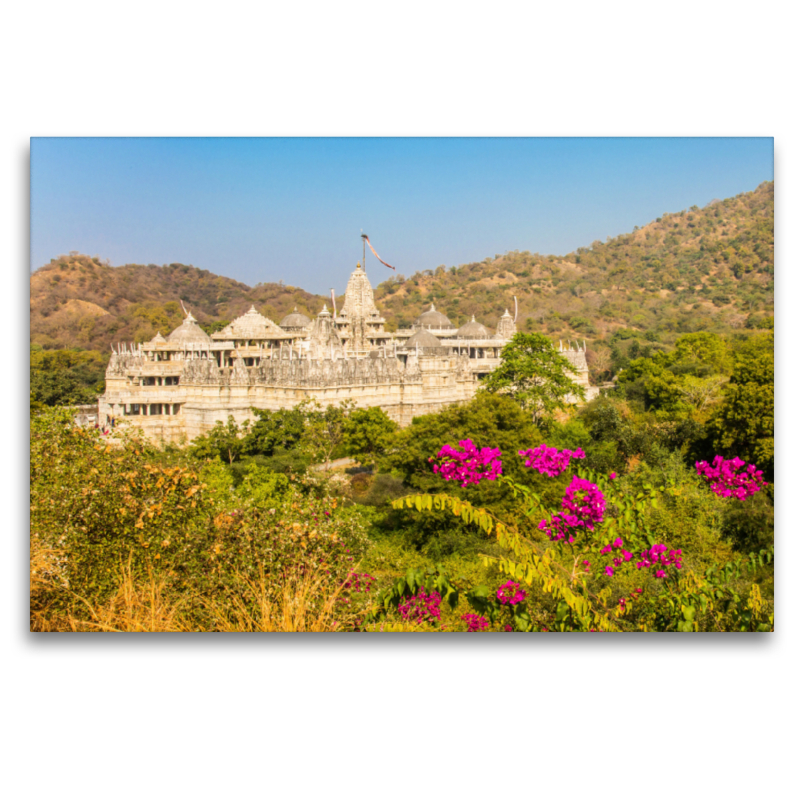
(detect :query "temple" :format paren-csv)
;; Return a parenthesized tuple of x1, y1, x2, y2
(99, 261, 593, 442)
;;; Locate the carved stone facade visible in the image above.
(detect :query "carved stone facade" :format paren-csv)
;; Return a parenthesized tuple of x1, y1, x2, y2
(99, 262, 595, 443)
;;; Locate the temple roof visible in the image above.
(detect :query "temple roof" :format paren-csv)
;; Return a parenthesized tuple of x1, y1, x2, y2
(406, 329, 442, 348)
(212, 306, 284, 340)
(280, 307, 313, 328)
(167, 312, 212, 344)
(415, 303, 455, 330)
(340, 262, 382, 321)
(456, 315, 489, 338)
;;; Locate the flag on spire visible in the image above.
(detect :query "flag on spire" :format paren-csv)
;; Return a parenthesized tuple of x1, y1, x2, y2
(362, 235, 396, 271)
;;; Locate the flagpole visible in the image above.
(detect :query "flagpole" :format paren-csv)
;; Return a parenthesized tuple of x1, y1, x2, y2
(361, 232, 367, 271)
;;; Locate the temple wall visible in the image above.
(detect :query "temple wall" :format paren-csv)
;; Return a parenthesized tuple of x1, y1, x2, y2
(100, 353, 483, 444)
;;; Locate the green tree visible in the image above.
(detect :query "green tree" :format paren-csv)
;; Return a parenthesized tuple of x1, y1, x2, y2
(243, 406, 308, 456)
(380, 393, 546, 504)
(299, 400, 353, 470)
(342, 407, 399, 466)
(709, 332, 773, 479)
(30, 346, 107, 407)
(190, 416, 249, 464)
(481, 333, 585, 426)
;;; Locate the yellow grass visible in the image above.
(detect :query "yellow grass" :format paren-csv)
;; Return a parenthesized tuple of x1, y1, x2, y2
(202, 567, 354, 632)
(31, 544, 356, 632)
(66, 564, 190, 632)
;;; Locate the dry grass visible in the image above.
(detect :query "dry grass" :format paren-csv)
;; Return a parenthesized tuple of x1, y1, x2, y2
(66, 565, 191, 632)
(202, 567, 354, 632)
(30, 536, 68, 631)
(31, 546, 356, 632)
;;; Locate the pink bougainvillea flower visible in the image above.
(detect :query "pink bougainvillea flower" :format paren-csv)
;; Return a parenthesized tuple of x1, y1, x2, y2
(609, 472, 617, 480)
(496, 580, 527, 606)
(636, 544, 682, 579)
(562, 476, 606, 530)
(398, 587, 442, 624)
(431, 439, 502, 487)
(461, 613, 489, 632)
(605, 565, 614, 577)
(518, 444, 586, 477)
(695, 456, 767, 500)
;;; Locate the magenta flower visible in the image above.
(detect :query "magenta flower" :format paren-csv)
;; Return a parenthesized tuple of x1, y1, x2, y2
(431, 439, 502, 487)
(461, 613, 489, 632)
(518, 444, 586, 477)
(496, 580, 527, 606)
(398, 587, 442, 623)
(342, 572, 376, 593)
(561, 476, 606, 530)
(696, 456, 766, 500)
(605, 565, 614, 577)
(609, 472, 617, 480)
(635, 544, 683, 579)
(538, 513, 576, 542)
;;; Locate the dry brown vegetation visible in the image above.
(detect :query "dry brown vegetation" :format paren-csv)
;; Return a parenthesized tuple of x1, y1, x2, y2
(30, 255, 329, 351)
(30, 183, 773, 365)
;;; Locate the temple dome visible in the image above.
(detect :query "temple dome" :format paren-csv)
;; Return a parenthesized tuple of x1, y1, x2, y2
(167, 312, 211, 344)
(406, 329, 442, 348)
(415, 303, 455, 330)
(280, 308, 312, 329)
(456, 316, 489, 338)
(214, 306, 283, 339)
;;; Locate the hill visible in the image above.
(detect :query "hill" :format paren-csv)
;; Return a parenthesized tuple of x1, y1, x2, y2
(30, 182, 773, 380)
(374, 181, 774, 339)
(30, 257, 330, 351)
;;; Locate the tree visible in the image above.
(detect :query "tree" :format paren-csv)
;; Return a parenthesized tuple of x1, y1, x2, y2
(342, 407, 398, 466)
(481, 333, 585, 426)
(299, 400, 353, 471)
(709, 332, 773, 479)
(243, 406, 308, 456)
(587, 345, 612, 383)
(190, 416, 249, 464)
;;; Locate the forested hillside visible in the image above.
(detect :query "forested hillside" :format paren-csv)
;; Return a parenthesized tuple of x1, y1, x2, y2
(30, 181, 773, 389)
(30, 256, 329, 351)
(374, 181, 773, 339)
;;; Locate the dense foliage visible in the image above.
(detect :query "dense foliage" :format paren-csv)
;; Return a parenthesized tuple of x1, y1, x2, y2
(482, 332, 585, 425)
(30, 314, 774, 632)
(30, 344, 107, 408)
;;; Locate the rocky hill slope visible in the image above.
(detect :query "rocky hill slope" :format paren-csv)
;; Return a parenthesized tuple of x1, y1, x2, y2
(31, 182, 773, 358)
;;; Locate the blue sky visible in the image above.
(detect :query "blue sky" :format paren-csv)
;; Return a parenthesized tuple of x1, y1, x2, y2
(31, 137, 773, 294)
